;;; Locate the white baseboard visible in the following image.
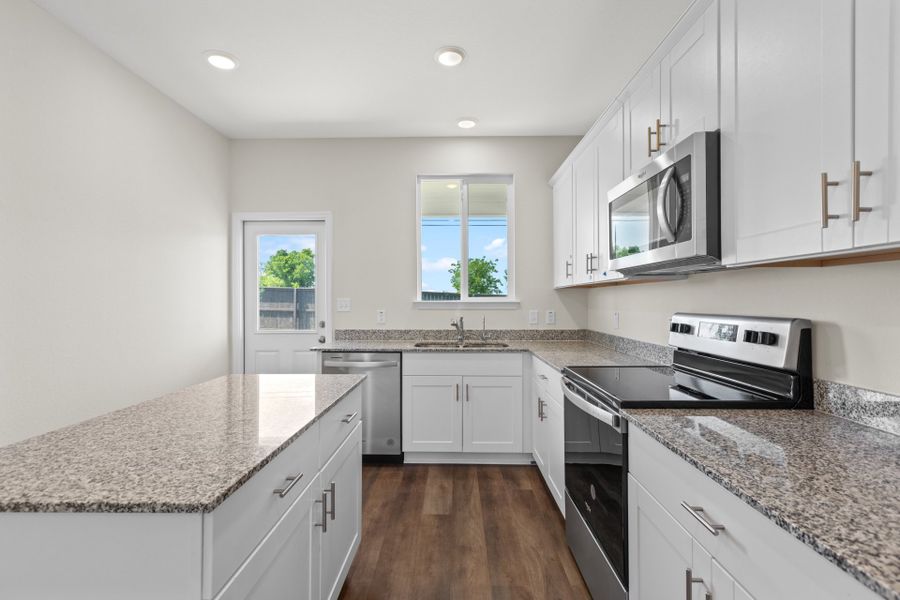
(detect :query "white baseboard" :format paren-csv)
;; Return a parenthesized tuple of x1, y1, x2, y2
(403, 452, 535, 465)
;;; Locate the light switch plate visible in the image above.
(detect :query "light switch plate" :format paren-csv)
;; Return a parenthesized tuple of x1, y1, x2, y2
(336, 298, 351, 312)
(376, 309, 386, 324)
(545, 310, 556, 325)
(528, 309, 539, 326)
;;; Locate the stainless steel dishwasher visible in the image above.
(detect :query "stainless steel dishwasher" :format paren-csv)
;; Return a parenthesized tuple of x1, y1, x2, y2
(321, 352, 402, 461)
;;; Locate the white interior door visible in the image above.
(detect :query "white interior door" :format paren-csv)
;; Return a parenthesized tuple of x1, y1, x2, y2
(243, 220, 327, 374)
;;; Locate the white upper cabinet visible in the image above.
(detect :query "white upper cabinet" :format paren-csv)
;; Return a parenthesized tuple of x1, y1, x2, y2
(595, 104, 626, 282)
(573, 141, 599, 284)
(720, 0, 853, 264)
(661, 0, 719, 147)
(626, 64, 662, 175)
(852, 0, 900, 248)
(552, 165, 574, 288)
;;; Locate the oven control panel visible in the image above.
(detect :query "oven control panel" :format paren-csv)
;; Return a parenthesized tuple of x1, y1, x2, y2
(668, 313, 811, 371)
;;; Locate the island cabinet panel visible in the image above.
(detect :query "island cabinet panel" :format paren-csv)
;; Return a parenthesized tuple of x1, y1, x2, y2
(204, 420, 321, 598)
(0, 512, 203, 600)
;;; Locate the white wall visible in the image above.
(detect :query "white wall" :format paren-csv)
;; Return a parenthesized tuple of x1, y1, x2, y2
(0, 0, 231, 446)
(230, 137, 586, 330)
(587, 261, 900, 395)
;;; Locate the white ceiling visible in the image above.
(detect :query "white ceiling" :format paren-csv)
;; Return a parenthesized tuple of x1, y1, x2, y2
(31, 0, 694, 139)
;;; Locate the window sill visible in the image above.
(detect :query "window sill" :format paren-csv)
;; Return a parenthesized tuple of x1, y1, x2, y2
(412, 299, 521, 310)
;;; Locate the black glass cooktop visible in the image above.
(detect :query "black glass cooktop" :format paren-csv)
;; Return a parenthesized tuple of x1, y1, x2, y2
(563, 365, 797, 409)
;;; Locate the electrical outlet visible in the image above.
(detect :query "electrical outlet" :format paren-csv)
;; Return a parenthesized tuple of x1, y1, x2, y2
(336, 298, 351, 312)
(545, 310, 556, 325)
(376, 309, 386, 324)
(613, 312, 620, 330)
(528, 309, 539, 326)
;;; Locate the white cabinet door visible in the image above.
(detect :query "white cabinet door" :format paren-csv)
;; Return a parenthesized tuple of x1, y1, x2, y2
(552, 166, 575, 287)
(320, 423, 362, 600)
(215, 477, 321, 600)
(711, 559, 756, 600)
(462, 376, 523, 453)
(544, 397, 565, 514)
(402, 376, 462, 452)
(531, 383, 548, 475)
(627, 475, 693, 600)
(626, 64, 662, 175)
(573, 142, 598, 284)
(721, 0, 853, 263)
(594, 104, 626, 282)
(661, 0, 719, 146)
(852, 0, 900, 247)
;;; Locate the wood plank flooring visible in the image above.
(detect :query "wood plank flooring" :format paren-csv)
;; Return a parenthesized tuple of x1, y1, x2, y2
(339, 464, 591, 600)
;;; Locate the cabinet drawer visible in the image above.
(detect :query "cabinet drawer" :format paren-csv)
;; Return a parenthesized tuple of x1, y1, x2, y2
(203, 420, 320, 599)
(531, 355, 562, 401)
(628, 426, 881, 600)
(319, 386, 362, 465)
(403, 352, 524, 377)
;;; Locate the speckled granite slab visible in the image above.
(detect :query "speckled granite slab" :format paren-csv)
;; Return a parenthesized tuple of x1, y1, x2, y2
(316, 340, 653, 371)
(816, 380, 900, 436)
(334, 328, 586, 341)
(0, 374, 365, 513)
(623, 408, 900, 600)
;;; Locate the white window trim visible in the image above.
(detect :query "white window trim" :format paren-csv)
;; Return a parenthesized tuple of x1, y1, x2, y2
(415, 174, 518, 308)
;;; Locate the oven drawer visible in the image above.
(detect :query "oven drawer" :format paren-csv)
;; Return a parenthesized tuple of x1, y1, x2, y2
(628, 426, 881, 600)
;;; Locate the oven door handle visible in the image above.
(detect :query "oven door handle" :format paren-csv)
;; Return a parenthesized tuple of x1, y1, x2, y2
(561, 378, 623, 432)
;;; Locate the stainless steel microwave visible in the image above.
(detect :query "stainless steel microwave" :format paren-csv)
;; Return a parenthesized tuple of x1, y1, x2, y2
(607, 131, 720, 275)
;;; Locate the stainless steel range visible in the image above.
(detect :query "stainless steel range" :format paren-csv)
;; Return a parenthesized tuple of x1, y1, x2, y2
(560, 313, 813, 600)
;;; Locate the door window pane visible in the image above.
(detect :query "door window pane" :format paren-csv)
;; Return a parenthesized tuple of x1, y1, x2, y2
(467, 183, 508, 297)
(420, 180, 462, 301)
(257, 234, 317, 331)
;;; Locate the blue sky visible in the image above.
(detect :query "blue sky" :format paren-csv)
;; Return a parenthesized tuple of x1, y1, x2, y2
(257, 234, 316, 273)
(421, 217, 508, 294)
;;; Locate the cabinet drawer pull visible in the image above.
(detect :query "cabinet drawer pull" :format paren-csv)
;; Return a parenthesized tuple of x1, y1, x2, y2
(455, 383, 460, 402)
(685, 568, 709, 600)
(538, 374, 549, 381)
(852, 160, 874, 221)
(341, 411, 359, 423)
(325, 481, 336, 520)
(681, 502, 725, 535)
(272, 472, 304, 498)
(465, 383, 469, 402)
(315, 491, 328, 532)
(820, 172, 840, 228)
(565, 259, 573, 278)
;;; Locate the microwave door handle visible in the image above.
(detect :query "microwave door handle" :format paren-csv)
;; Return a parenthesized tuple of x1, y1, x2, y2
(561, 379, 623, 432)
(656, 166, 679, 243)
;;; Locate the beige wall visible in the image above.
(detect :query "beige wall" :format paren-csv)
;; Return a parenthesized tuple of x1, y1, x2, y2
(230, 137, 586, 330)
(0, 0, 231, 446)
(587, 261, 900, 394)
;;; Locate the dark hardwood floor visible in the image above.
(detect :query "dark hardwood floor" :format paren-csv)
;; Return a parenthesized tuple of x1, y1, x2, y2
(339, 464, 591, 600)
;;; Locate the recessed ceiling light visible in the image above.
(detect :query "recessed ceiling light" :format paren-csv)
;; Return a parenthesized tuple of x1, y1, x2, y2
(435, 46, 466, 67)
(204, 51, 239, 71)
(457, 118, 478, 129)
(446, 183, 459, 189)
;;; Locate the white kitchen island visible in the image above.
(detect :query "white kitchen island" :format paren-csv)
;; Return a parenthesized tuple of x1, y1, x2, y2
(0, 374, 365, 600)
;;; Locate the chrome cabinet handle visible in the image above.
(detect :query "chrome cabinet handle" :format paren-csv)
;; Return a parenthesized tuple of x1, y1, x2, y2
(455, 383, 460, 402)
(341, 411, 359, 423)
(648, 125, 654, 157)
(465, 383, 469, 402)
(537, 397, 543, 420)
(315, 491, 328, 532)
(648, 119, 669, 155)
(820, 172, 840, 228)
(538, 374, 549, 381)
(656, 118, 668, 151)
(852, 160, 873, 221)
(565, 260, 572, 278)
(681, 502, 725, 535)
(685, 569, 709, 600)
(273, 472, 304, 498)
(325, 481, 336, 520)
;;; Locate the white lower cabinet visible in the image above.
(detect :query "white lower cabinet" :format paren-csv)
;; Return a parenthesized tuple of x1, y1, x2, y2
(628, 427, 880, 600)
(531, 356, 564, 515)
(402, 354, 524, 457)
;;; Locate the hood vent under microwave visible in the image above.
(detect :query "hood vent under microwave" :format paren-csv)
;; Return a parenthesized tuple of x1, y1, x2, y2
(619, 254, 723, 277)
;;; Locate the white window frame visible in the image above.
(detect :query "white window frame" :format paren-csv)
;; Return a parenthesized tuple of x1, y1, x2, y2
(415, 174, 518, 309)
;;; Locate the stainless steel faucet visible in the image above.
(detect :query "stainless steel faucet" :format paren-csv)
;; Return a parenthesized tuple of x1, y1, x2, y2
(480, 315, 490, 341)
(450, 317, 465, 345)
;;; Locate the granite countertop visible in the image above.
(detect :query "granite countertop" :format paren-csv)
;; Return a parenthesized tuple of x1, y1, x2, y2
(623, 408, 900, 600)
(0, 374, 365, 514)
(314, 340, 653, 371)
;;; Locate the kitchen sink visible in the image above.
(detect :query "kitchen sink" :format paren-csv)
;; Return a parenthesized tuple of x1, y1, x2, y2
(413, 341, 510, 349)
